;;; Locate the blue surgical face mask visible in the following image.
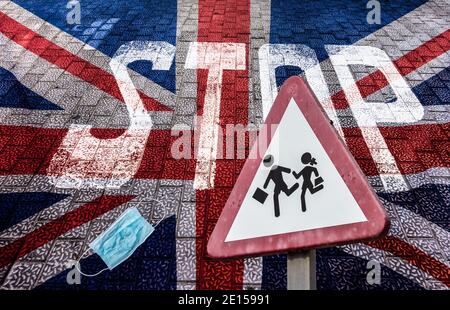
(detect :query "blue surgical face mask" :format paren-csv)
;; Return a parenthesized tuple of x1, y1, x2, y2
(90, 207, 154, 270)
(76, 205, 159, 277)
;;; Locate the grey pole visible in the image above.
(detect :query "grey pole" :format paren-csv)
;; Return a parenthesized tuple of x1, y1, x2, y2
(287, 250, 316, 290)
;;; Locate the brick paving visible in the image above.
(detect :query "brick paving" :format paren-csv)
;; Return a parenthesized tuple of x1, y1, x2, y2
(0, 0, 448, 290)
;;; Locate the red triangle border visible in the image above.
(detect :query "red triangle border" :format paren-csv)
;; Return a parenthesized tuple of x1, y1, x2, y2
(208, 76, 390, 259)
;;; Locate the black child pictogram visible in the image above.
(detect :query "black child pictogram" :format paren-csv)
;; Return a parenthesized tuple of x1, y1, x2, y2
(292, 152, 324, 212)
(261, 155, 299, 217)
(252, 153, 324, 217)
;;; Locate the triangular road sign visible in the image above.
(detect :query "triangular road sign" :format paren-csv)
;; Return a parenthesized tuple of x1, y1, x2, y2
(208, 76, 389, 259)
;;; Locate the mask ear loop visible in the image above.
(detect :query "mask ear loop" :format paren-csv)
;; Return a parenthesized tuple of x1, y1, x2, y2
(74, 248, 109, 277)
(73, 197, 166, 277)
(72, 180, 109, 277)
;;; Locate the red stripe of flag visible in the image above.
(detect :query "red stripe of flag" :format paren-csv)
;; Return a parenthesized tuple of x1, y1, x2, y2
(0, 11, 171, 112)
(332, 29, 450, 109)
(0, 125, 196, 180)
(0, 195, 134, 269)
(342, 122, 449, 176)
(0, 122, 447, 179)
(367, 236, 450, 287)
(195, 0, 250, 290)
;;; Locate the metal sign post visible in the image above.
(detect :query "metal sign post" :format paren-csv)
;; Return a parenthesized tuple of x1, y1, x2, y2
(287, 250, 316, 290)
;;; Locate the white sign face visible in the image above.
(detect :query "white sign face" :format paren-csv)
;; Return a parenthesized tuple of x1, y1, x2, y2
(225, 98, 368, 242)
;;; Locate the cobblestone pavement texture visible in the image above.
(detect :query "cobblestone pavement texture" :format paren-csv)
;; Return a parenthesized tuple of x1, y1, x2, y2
(0, 0, 449, 290)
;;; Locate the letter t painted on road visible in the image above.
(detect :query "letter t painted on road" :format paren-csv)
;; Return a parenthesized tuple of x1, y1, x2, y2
(185, 42, 246, 189)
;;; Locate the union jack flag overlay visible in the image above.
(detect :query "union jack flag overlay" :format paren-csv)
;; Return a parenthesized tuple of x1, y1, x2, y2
(0, 0, 448, 290)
